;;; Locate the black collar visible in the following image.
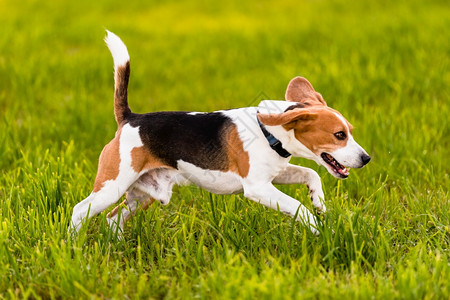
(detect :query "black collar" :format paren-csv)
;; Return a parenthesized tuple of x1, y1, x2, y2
(257, 115, 292, 158)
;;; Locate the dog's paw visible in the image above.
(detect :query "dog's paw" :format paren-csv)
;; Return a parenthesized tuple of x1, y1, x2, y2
(315, 204, 327, 215)
(310, 226, 320, 236)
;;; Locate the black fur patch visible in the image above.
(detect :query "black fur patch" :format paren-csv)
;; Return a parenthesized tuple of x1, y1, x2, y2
(127, 112, 233, 170)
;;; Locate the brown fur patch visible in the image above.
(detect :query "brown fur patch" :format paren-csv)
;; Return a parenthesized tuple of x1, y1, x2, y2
(290, 107, 351, 154)
(258, 109, 318, 129)
(130, 146, 168, 173)
(93, 128, 122, 193)
(114, 62, 131, 125)
(285, 77, 327, 106)
(258, 106, 353, 155)
(225, 125, 250, 178)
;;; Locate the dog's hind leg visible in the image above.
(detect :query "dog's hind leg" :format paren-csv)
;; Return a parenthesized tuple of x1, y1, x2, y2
(69, 124, 144, 233)
(69, 172, 140, 233)
(105, 168, 178, 234)
(106, 188, 155, 234)
(273, 164, 326, 213)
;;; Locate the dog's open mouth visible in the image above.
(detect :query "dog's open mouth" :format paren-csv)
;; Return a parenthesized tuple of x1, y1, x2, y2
(321, 153, 350, 178)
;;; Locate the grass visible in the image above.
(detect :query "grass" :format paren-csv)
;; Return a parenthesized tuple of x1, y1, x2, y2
(0, 0, 449, 298)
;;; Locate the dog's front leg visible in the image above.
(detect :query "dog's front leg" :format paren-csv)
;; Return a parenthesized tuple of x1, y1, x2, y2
(243, 182, 319, 235)
(273, 164, 326, 214)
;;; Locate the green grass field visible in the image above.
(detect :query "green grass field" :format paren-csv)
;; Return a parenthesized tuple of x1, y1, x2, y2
(1, 0, 449, 298)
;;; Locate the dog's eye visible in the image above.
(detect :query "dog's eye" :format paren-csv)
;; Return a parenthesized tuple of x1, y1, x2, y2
(334, 131, 347, 140)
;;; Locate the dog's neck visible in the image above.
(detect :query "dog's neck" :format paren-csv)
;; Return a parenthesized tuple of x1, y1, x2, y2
(256, 100, 318, 162)
(256, 116, 291, 158)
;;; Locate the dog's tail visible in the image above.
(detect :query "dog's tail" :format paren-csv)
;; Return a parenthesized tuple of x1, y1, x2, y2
(105, 30, 132, 125)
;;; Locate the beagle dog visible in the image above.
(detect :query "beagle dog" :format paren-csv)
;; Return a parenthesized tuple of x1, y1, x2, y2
(69, 31, 370, 235)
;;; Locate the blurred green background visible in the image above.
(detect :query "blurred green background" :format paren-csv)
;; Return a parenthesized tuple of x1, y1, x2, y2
(0, 0, 449, 298)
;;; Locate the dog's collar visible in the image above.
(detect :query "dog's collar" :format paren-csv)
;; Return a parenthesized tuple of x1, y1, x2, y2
(256, 114, 292, 158)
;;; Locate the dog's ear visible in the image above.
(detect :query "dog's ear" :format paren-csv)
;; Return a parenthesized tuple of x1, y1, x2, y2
(285, 77, 327, 106)
(258, 109, 318, 130)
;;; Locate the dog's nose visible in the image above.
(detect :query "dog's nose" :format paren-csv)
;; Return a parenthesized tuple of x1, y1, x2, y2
(361, 154, 371, 165)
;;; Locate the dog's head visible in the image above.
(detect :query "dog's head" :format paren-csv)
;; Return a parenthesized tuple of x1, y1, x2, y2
(258, 77, 370, 178)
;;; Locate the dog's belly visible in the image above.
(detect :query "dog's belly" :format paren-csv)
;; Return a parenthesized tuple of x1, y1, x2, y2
(177, 160, 243, 194)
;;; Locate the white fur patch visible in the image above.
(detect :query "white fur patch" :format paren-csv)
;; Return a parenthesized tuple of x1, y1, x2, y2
(177, 160, 243, 194)
(221, 107, 290, 182)
(333, 112, 350, 134)
(329, 136, 367, 168)
(257, 100, 293, 115)
(132, 168, 179, 205)
(97, 124, 143, 198)
(187, 112, 207, 115)
(105, 30, 130, 69)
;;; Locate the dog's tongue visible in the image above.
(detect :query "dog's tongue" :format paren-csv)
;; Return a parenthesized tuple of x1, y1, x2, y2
(338, 167, 350, 176)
